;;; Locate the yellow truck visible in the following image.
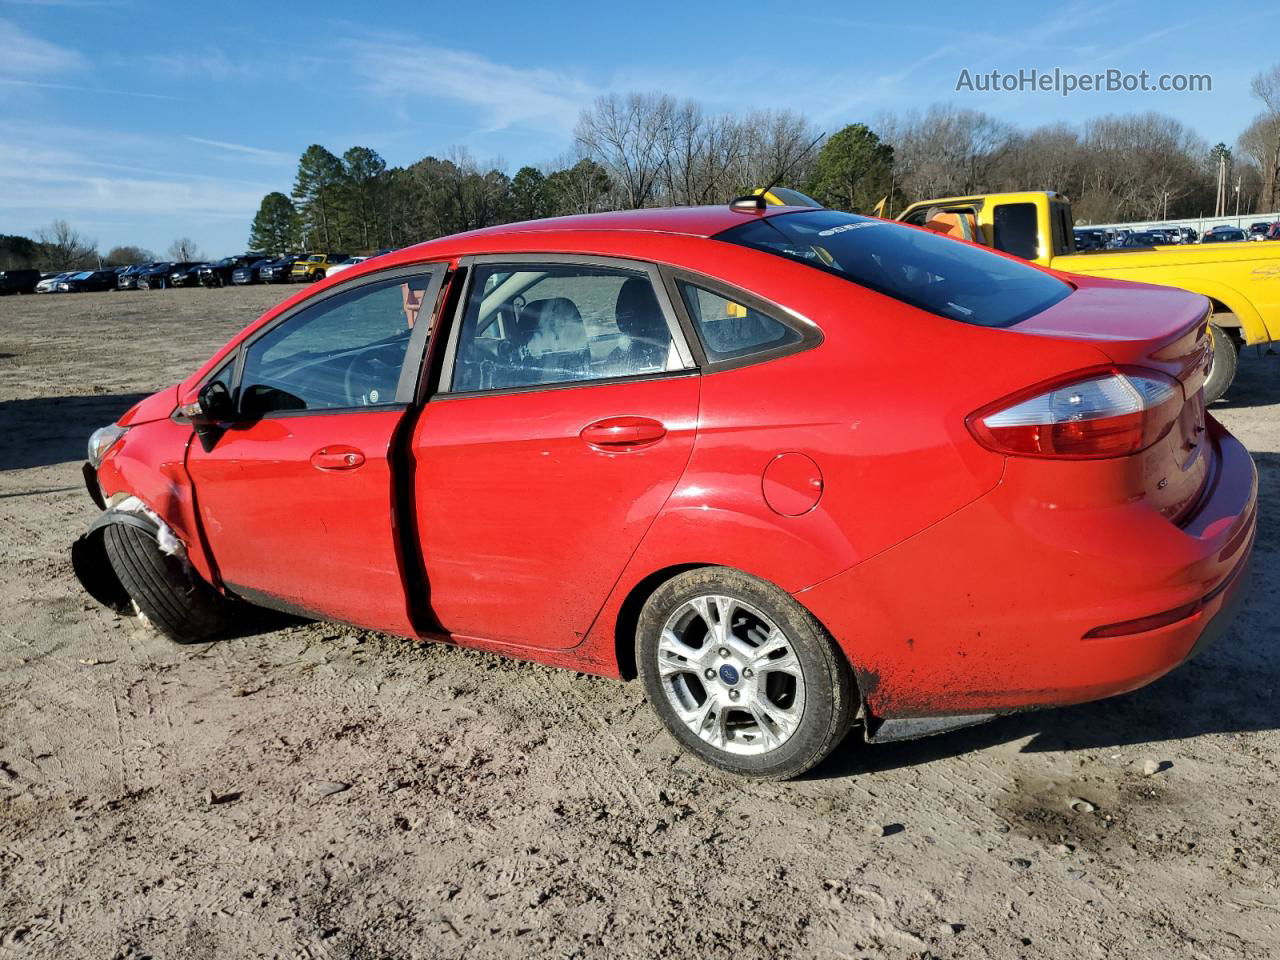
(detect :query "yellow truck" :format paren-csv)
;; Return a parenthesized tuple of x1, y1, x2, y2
(893, 191, 1280, 400)
(290, 252, 348, 283)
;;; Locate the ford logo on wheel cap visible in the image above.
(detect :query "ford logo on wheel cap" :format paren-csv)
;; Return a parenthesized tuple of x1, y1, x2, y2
(718, 664, 740, 685)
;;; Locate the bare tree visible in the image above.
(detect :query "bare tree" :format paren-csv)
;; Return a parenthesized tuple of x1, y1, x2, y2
(35, 220, 97, 271)
(1240, 66, 1280, 211)
(168, 237, 204, 261)
(575, 93, 676, 208)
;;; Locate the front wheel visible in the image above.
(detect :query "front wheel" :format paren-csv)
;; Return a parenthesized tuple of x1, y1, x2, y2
(637, 567, 854, 780)
(102, 523, 238, 643)
(1204, 322, 1238, 403)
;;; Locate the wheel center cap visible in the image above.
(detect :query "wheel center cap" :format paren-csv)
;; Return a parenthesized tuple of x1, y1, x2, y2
(718, 664, 740, 686)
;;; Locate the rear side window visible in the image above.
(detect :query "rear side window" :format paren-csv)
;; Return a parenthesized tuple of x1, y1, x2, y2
(676, 282, 800, 361)
(720, 210, 1069, 328)
(992, 203, 1040, 260)
(450, 263, 684, 392)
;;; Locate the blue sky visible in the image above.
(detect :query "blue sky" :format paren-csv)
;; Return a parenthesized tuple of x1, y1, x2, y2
(1, 0, 1276, 257)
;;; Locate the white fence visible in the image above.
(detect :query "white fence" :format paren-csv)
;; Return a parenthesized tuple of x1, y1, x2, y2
(1077, 211, 1280, 234)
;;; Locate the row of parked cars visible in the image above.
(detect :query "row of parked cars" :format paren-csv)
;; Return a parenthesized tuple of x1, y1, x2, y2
(1073, 220, 1280, 250)
(0, 250, 389, 296)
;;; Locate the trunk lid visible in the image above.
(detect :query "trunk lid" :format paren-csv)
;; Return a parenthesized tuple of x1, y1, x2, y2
(1014, 277, 1212, 522)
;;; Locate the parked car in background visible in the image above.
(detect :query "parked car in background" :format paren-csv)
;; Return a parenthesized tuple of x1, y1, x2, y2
(290, 253, 348, 282)
(1072, 229, 1105, 250)
(1267, 223, 1280, 241)
(56, 270, 118, 293)
(231, 258, 274, 285)
(325, 255, 368, 279)
(199, 254, 269, 288)
(1250, 221, 1279, 241)
(257, 256, 302, 283)
(1202, 226, 1247, 243)
(74, 204, 1255, 780)
(35, 272, 75, 293)
(136, 262, 173, 290)
(168, 263, 206, 287)
(116, 263, 154, 291)
(1120, 231, 1170, 247)
(0, 269, 41, 295)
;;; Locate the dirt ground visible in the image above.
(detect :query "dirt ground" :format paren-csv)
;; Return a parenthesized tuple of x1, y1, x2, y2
(0, 286, 1277, 960)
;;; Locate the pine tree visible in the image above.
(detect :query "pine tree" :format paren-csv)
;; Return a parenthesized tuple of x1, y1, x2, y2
(248, 192, 300, 254)
(291, 145, 345, 250)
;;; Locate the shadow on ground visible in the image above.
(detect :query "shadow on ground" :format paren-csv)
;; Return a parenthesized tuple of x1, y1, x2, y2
(0, 394, 149, 471)
(1213, 347, 1278, 410)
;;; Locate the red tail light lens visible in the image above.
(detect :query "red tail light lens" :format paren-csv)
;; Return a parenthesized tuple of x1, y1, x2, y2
(968, 369, 1183, 459)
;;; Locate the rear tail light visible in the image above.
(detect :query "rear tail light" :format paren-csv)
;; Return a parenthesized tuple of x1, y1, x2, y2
(968, 368, 1182, 459)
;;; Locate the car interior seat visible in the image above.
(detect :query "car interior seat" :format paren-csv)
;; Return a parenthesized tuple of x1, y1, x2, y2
(606, 277, 671, 374)
(516, 297, 591, 384)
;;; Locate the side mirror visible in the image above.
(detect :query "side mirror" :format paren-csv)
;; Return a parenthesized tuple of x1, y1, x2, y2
(178, 380, 233, 425)
(178, 380, 234, 451)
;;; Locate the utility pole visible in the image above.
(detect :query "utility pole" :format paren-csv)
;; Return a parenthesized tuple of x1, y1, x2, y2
(1235, 175, 1242, 217)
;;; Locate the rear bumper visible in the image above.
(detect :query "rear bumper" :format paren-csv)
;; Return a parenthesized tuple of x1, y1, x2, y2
(798, 416, 1257, 721)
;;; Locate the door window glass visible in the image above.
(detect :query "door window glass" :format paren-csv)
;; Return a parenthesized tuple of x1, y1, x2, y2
(451, 264, 682, 392)
(992, 203, 1040, 260)
(238, 272, 433, 415)
(676, 282, 800, 361)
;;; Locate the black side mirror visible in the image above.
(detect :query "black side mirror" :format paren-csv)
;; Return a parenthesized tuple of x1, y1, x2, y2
(179, 380, 234, 452)
(198, 380, 234, 422)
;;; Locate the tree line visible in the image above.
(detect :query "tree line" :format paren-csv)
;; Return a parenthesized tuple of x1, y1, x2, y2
(7, 64, 1280, 271)
(251, 67, 1280, 255)
(0, 224, 204, 273)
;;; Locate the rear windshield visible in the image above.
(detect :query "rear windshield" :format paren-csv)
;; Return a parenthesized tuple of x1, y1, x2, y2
(719, 210, 1071, 328)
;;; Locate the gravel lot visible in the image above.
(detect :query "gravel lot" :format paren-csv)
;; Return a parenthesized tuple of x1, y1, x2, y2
(1, 286, 1277, 959)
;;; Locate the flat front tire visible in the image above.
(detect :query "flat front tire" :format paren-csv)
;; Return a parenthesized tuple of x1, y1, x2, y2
(102, 523, 237, 643)
(637, 567, 854, 780)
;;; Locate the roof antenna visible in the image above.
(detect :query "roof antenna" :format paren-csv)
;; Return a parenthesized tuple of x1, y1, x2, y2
(730, 131, 826, 212)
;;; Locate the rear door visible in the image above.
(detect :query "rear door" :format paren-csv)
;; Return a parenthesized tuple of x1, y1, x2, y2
(185, 266, 445, 634)
(412, 256, 700, 650)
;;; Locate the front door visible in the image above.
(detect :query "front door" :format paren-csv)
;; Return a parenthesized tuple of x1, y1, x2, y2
(186, 267, 443, 635)
(413, 258, 700, 650)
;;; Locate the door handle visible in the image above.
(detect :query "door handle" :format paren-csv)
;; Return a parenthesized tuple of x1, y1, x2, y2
(310, 445, 366, 471)
(579, 416, 667, 450)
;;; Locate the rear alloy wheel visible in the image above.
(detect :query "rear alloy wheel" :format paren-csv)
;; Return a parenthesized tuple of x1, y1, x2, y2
(1204, 322, 1238, 403)
(637, 567, 853, 780)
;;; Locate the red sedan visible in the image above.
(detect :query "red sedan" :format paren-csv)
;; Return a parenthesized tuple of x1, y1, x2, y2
(74, 204, 1256, 779)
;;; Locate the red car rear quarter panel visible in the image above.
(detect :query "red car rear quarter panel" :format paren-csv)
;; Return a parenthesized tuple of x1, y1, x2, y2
(799, 418, 1257, 718)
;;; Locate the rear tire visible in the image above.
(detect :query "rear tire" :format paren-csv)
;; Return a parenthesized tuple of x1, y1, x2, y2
(102, 523, 236, 643)
(1204, 322, 1238, 403)
(637, 567, 854, 780)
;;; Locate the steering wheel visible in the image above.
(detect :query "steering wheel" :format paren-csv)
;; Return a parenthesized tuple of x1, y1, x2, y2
(343, 353, 391, 406)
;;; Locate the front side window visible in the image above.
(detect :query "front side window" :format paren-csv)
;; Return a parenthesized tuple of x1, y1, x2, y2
(451, 263, 683, 392)
(238, 272, 433, 415)
(676, 282, 800, 361)
(720, 209, 1069, 329)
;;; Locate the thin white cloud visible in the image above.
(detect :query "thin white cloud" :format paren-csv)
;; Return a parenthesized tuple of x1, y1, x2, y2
(0, 77, 176, 99)
(346, 36, 597, 134)
(0, 17, 82, 76)
(186, 136, 291, 162)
